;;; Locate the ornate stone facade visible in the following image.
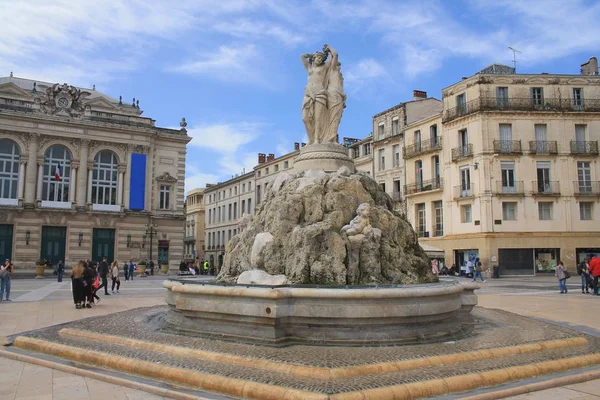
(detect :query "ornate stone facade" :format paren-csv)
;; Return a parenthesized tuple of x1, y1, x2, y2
(0, 75, 190, 269)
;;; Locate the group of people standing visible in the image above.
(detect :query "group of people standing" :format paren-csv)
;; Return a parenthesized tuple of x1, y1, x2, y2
(179, 259, 212, 275)
(571, 257, 600, 295)
(71, 256, 122, 309)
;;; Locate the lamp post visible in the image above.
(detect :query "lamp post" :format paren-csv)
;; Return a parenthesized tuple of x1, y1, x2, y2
(145, 222, 158, 264)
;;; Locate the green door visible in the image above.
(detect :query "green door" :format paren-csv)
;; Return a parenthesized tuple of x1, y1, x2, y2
(0, 224, 13, 262)
(92, 229, 115, 263)
(40, 226, 66, 265)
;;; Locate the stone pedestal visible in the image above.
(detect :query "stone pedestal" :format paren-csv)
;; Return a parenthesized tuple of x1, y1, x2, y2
(294, 143, 355, 173)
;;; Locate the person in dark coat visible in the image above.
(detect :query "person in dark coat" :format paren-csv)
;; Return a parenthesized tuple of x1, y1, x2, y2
(70, 261, 86, 309)
(123, 261, 129, 281)
(97, 256, 110, 295)
(84, 261, 99, 306)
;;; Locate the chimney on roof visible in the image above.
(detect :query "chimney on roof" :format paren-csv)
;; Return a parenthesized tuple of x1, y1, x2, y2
(301, 142, 306, 147)
(294, 142, 300, 151)
(413, 90, 427, 100)
(258, 153, 266, 164)
(581, 57, 599, 76)
(267, 153, 275, 162)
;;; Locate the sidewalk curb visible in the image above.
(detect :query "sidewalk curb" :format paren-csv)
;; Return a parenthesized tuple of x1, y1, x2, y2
(460, 368, 600, 400)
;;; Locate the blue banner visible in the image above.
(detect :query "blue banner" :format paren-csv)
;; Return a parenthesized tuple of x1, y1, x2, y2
(129, 153, 146, 210)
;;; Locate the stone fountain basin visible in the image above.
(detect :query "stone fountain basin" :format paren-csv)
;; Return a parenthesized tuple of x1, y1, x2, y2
(163, 278, 478, 346)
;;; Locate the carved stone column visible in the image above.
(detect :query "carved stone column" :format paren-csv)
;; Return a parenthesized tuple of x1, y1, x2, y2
(17, 161, 26, 202)
(124, 144, 134, 210)
(35, 158, 44, 202)
(117, 165, 125, 207)
(87, 161, 94, 207)
(24, 133, 39, 205)
(69, 163, 78, 204)
(77, 139, 90, 208)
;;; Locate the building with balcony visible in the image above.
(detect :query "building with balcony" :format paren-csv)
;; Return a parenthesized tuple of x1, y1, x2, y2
(372, 91, 442, 211)
(184, 188, 205, 260)
(426, 57, 600, 275)
(203, 172, 255, 269)
(348, 135, 373, 176)
(0, 75, 190, 268)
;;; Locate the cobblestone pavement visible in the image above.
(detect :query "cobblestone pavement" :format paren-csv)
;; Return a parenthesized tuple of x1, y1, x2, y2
(1, 275, 600, 399)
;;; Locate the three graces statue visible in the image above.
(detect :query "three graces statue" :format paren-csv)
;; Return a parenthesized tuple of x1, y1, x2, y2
(301, 44, 346, 145)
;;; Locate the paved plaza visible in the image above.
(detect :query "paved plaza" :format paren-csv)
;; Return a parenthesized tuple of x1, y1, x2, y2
(1, 275, 600, 399)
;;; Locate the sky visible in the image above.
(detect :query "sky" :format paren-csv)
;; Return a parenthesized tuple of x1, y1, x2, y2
(1, 0, 599, 192)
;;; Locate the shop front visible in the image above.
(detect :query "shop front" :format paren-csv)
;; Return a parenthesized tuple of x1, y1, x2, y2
(535, 248, 560, 273)
(454, 249, 479, 276)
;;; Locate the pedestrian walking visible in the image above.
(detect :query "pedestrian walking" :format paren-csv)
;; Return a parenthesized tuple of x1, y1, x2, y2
(129, 260, 135, 281)
(97, 256, 110, 295)
(84, 261, 100, 307)
(71, 261, 87, 309)
(0, 259, 13, 301)
(56, 260, 65, 282)
(589, 256, 600, 296)
(472, 257, 485, 282)
(578, 258, 591, 294)
(123, 261, 129, 281)
(111, 261, 121, 294)
(556, 260, 569, 294)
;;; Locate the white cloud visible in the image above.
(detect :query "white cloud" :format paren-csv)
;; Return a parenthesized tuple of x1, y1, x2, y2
(344, 58, 388, 95)
(187, 122, 263, 153)
(185, 165, 219, 193)
(212, 20, 305, 47)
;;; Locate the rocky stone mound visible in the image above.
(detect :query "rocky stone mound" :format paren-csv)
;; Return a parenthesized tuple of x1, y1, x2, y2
(217, 168, 437, 285)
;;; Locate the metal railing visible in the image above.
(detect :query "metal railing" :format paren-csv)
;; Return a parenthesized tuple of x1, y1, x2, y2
(570, 141, 599, 155)
(532, 181, 560, 195)
(403, 137, 442, 159)
(404, 178, 443, 196)
(443, 97, 600, 122)
(493, 140, 522, 154)
(573, 181, 600, 196)
(453, 183, 475, 199)
(495, 181, 524, 195)
(529, 141, 558, 154)
(184, 236, 196, 243)
(451, 144, 473, 161)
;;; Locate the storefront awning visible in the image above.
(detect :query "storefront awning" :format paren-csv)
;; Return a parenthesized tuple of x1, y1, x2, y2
(420, 243, 445, 259)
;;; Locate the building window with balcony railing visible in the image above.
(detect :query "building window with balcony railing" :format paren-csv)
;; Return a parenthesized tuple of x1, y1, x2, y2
(531, 87, 544, 107)
(496, 87, 509, 108)
(461, 204, 472, 223)
(536, 161, 552, 194)
(573, 88, 583, 110)
(415, 160, 423, 189)
(460, 166, 472, 197)
(538, 202, 553, 220)
(416, 203, 426, 237)
(456, 93, 466, 115)
(430, 124, 438, 143)
(501, 161, 516, 193)
(580, 202, 593, 220)
(433, 200, 443, 237)
(432, 156, 440, 185)
(502, 202, 517, 221)
(577, 161, 592, 192)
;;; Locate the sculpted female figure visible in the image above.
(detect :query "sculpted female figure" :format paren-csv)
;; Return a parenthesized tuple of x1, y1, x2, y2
(301, 44, 345, 145)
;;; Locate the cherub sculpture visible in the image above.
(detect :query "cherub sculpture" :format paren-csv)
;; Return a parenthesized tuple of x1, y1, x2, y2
(341, 203, 372, 236)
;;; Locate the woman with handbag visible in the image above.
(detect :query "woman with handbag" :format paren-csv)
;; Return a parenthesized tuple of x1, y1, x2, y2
(110, 260, 121, 294)
(556, 260, 569, 294)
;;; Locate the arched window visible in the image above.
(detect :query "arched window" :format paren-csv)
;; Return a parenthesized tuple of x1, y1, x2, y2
(0, 139, 20, 203)
(92, 151, 118, 206)
(42, 145, 71, 203)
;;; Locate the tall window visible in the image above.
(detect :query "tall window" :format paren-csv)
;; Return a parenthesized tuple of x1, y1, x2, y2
(580, 202, 593, 220)
(364, 143, 371, 155)
(538, 202, 552, 220)
(460, 166, 471, 196)
(459, 129, 469, 157)
(393, 145, 400, 167)
(501, 161, 516, 193)
(91, 151, 117, 205)
(159, 185, 171, 209)
(536, 161, 551, 193)
(456, 93, 466, 114)
(499, 124, 513, 152)
(577, 161, 592, 192)
(496, 87, 509, 108)
(378, 124, 384, 139)
(430, 124, 438, 143)
(415, 160, 423, 189)
(257, 185, 261, 204)
(432, 156, 440, 185)
(392, 119, 399, 136)
(416, 203, 426, 237)
(573, 88, 583, 109)
(241, 200, 245, 215)
(534, 124, 547, 153)
(461, 204, 472, 223)
(42, 145, 71, 202)
(0, 139, 20, 202)
(228, 204, 232, 220)
(433, 200, 443, 236)
(575, 124, 587, 152)
(414, 130, 422, 152)
(531, 87, 544, 106)
(378, 149, 385, 170)
(502, 202, 517, 220)
(247, 198, 252, 214)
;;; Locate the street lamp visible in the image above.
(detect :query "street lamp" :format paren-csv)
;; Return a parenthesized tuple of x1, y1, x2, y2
(144, 223, 158, 263)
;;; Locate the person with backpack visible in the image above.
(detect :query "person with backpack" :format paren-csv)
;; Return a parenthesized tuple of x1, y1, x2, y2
(0, 259, 13, 302)
(56, 260, 65, 283)
(472, 257, 485, 282)
(577, 258, 591, 294)
(97, 256, 110, 295)
(129, 260, 135, 281)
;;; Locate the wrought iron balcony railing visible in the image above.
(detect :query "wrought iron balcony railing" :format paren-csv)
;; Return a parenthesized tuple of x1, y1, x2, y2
(453, 183, 475, 199)
(184, 236, 196, 243)
(570, 141, 599, 155)
(573, 181, 600, 196)
(404, 178, 443, 196)
(495, 181, 524, 195)
(443, 97, 600, 123)
(529, 141, 558, 154)
(451, 144, 473, 161)
(532, 181, 560, 195)
(493, 140, 522, 154)
(403, 137, 442, 159)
